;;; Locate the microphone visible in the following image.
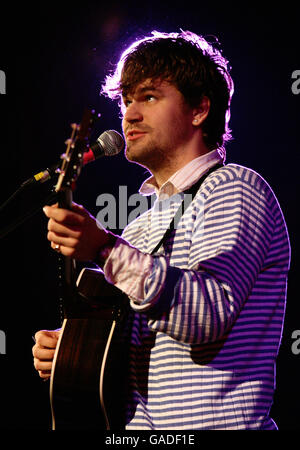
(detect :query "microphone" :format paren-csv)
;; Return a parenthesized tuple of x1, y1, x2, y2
(22, 130, 124, 187)
(83, 129, 124, 164)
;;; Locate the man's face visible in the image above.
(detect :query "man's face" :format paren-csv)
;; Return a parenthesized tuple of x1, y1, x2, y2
(121, 79, 195, 171)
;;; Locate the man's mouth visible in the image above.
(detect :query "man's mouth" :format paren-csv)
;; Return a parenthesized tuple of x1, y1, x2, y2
(126, 130, 147, 141)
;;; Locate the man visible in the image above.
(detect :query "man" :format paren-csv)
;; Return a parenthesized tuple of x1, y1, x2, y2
(32, 31, 290, 429)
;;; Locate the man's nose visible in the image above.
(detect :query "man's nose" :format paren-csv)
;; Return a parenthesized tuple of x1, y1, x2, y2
(123, 101, 143, 123)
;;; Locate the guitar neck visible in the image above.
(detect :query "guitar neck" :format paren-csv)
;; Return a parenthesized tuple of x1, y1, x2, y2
(57, 188, 77, 319)
(53, 108, 95, 320)
(58, 186, 73, 210)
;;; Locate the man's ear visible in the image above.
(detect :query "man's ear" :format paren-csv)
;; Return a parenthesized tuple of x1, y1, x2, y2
(192, 96, 210, 126)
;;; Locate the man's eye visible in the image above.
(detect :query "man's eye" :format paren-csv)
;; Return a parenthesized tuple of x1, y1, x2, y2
(145, 95, 155, 102)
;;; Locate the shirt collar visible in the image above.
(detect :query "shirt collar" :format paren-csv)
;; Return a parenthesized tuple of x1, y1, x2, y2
(139, 149, 223, 199)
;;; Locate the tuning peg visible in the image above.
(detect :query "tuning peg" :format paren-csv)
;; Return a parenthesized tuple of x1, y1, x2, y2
(60, 153, 71, 162)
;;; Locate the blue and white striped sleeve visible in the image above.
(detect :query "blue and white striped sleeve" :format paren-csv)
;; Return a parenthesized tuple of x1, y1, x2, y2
(131, 174, 277, 344)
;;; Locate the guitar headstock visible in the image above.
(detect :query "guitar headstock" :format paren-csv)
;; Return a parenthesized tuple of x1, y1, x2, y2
(55, 108, 96, 193)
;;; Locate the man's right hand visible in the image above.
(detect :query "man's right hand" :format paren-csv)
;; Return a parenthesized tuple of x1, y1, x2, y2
(32, 330, 60, 380)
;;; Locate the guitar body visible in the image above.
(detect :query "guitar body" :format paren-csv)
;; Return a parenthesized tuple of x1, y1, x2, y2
(50, 268, 130, 430)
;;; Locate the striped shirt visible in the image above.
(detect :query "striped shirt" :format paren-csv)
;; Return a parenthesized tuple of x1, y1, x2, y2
(103, 150, 290, 430)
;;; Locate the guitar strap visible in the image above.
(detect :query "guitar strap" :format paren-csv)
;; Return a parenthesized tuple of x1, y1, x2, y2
(150, 162, 223, 255)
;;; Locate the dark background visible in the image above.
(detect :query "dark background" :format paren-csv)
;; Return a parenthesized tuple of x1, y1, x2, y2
(0, 0, 299, 430)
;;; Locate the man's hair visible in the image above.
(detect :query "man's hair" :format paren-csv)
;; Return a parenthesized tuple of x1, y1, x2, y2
(101, 30, 234, 153)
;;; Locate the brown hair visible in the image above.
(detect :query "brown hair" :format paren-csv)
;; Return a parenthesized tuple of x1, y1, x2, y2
(102, 31, 234, 153)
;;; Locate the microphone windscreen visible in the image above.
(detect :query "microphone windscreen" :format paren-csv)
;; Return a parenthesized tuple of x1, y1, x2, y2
(98, 130, 124, 156)
(83, 129, 124, 165)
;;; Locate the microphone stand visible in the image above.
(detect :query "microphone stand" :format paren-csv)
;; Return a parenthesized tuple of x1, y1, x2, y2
(0, 182, 58, 239)
(0, 162, 59, 214)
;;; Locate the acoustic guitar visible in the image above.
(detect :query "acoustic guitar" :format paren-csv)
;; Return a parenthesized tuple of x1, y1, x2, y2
(49, 110, 129, 430)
